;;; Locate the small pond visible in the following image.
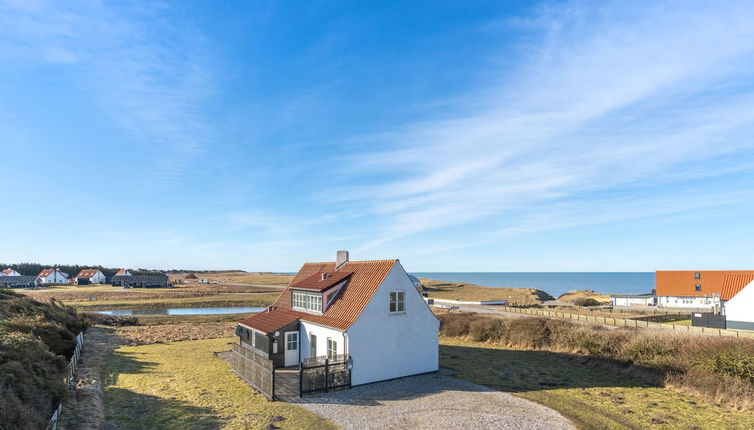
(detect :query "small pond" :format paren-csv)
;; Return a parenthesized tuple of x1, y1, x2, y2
(96, 306, 265, 316)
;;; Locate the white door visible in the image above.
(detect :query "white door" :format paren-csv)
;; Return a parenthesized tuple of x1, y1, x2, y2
(284, 332, 299, 367)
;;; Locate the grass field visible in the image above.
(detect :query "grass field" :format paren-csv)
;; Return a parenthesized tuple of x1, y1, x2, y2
(440, 337, 754, 430)
(421, 278, 552, 304)
(67, 292, 281, 310)
(175, 271, 293, 286)
(102, 337, 334, 429)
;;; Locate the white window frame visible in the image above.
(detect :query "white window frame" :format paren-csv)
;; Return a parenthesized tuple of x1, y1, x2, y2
(389, 290, 405, 313)
(292, 290, 323, 313)
(286, 332, 298, 351)
(327, 337, 337, 359)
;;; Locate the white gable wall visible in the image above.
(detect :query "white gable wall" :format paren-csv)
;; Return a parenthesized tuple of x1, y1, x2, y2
(347, 261, 439, 386)
(80, 271, 106, 284)
(40, 271, 69, 284)
(724, 280, 754, 330)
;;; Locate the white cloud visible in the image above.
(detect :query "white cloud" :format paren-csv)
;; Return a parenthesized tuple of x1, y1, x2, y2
(327, 1, 754, 251)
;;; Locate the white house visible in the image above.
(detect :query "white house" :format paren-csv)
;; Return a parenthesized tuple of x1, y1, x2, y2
(38, 268, 69, 285)
(723, 277, 754, 331)
(2, 268, 21, 276)
(114, 268, 132, 276)
(74, 269, 106, 285)
(611, 294, 656, 307)
(236, 251, 439, 388)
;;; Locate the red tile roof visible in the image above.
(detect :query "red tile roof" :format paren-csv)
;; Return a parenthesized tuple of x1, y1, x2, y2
(656, 271, 754, 298)
(239, 308, 301, 334)
(239, 259, 397, 332)
(2, 268, 15, 274)
(75, 269, 101, 279)
(115, 269, 130, 276)
(721, 274, 754, 301)
(290, 271, 353, 291)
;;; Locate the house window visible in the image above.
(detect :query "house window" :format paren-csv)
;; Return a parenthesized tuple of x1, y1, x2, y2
(695, 284, 702, 292)
(389, 290, 405, 313)
(292, 290, 323, 313)
(327, 338, 337, 359)
(286, 332, 298, 350)
(694, 272, 701, 279)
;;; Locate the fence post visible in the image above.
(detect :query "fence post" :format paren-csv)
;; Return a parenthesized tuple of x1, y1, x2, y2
(272, 368, 276, 400)
(298, 363, 303, 398)
(324, 359, 330, 393)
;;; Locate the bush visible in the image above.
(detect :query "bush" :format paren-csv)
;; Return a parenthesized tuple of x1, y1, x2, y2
(0, 289, 87, 429)
(438, 312, 754, 410)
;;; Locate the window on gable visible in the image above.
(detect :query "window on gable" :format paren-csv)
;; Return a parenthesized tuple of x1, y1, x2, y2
(694, 272, 701, 279)
(695, 284, 702, 292)
(389, 290, 405, 313)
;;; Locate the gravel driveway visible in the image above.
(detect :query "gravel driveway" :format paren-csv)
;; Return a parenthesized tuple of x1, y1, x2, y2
(293, 371, 574, 430)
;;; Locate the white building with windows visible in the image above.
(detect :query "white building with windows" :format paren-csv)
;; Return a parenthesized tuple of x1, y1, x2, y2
(38, 268, 69, 285)
(74, 269, 107, 285)
(236, 251, 439, 386)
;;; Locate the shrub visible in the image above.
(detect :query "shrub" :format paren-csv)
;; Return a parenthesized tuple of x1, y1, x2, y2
(438, 312, 754, 411)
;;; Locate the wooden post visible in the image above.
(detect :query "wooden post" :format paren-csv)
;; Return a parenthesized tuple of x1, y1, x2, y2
(324, 358, 330, 392)
(298, 362, 303, 398)
(272, 368, 276, 400)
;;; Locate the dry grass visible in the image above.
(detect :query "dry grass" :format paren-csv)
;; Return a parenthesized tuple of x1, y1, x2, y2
(421, 278, 552, 304)
(441, 337, 754, 430)
(65, 293, 280, 311)
(173, 271, 293, 286)
(557, 290, 612, 305)
(439, 312, 754, 412)
(101, 337, 333, 429)
(116, 322, 236, 346)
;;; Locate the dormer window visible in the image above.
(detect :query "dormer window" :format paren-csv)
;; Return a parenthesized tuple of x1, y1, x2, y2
(292, 290, 323, 313)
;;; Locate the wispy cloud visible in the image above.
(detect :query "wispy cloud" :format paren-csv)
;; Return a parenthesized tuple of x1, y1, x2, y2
(0, 0, 216, 186)
(324, 1, 754, 251)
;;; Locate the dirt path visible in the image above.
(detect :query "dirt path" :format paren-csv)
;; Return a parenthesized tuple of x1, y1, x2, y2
(294, 371, 574, 430)
(60, 327, 123, 430)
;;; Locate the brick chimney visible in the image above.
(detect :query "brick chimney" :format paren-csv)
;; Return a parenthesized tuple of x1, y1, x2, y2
(336, 250, 349, 270)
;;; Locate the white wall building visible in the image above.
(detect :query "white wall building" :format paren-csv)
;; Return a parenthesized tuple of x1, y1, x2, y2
(38, 268, 69, 285)
(611, 294, 657, 307)
(237, 251, 439, 388)
(2, 268, 21, 276)
(723, 280, 754, 330)
(74, 269, 106, 284)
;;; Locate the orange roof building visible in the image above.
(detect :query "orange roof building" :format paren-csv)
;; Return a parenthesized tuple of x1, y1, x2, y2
(235, 251, 439, 388)
(655, 270, 754, 309)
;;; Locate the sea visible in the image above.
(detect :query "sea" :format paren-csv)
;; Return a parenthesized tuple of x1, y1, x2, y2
(409, 272, 655, 299)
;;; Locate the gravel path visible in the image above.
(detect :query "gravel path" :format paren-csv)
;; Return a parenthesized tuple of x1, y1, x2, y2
(293, 371, 574, 430)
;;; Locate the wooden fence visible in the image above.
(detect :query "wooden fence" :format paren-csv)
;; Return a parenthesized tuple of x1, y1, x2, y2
(230, 343, 274, 399)
(498, 306, 754, 339)
(46, 332, 84, 430)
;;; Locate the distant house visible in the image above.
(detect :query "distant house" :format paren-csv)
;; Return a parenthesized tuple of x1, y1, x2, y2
(656, 270, 754, 310)
(114, 269, 132, 276)
(38, 268, 69, 285)
(235, 251, 439, 392)
(2, 268, 21, 276)
(0, 276, 42, 289)
(112, 274, 171, 288)
(74, 269, 106, 285)
(610, 294, 656, 307)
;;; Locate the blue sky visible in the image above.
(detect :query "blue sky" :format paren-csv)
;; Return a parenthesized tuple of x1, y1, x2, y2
(1, 0, 754, 271)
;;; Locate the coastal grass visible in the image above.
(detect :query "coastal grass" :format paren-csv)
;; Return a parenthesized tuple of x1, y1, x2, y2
(102, 337, 334, 429)
(67, 293, 280, 311)
(176, 271, 293, 286)
(441, 337, 754, 430)
(421, 278, 551, 304)
(439, 312, 754, 412)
